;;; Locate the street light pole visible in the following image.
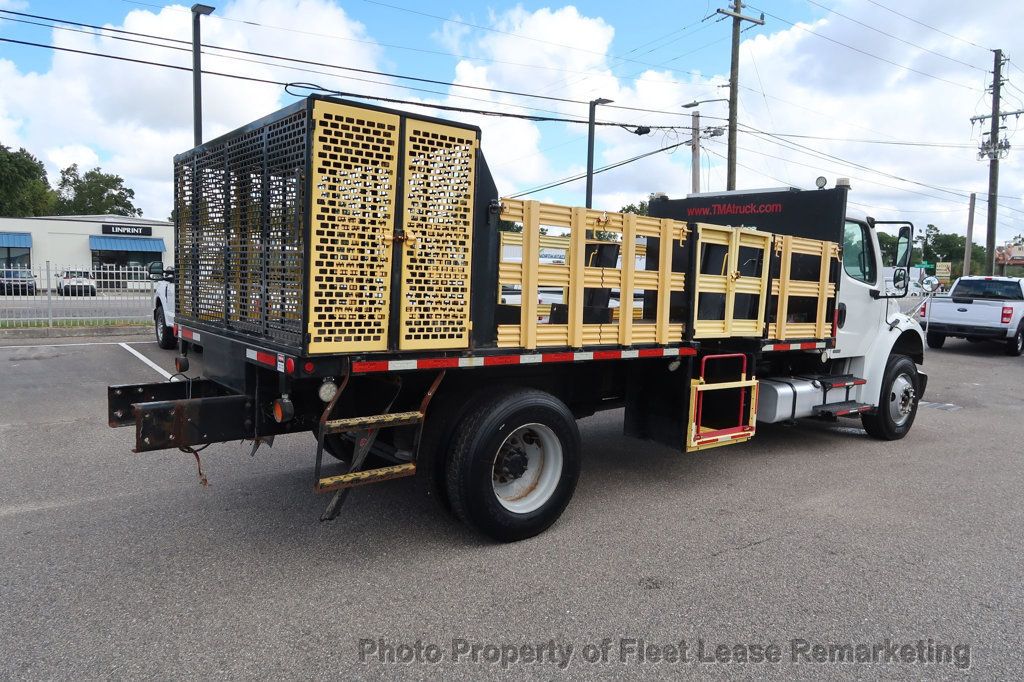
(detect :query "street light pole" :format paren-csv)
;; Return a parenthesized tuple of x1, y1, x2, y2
(586, 98, 613, 208)
(691, 111, 700, 194)
(191, 4, 215, 147)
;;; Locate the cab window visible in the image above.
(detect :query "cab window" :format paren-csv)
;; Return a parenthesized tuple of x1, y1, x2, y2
(843, 221, 877, 284)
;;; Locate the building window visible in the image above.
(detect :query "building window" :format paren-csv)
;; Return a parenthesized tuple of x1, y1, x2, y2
(0, 247, 31, 269)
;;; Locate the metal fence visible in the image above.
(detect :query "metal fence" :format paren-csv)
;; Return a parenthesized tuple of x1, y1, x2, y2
(0, 262, 156, 329)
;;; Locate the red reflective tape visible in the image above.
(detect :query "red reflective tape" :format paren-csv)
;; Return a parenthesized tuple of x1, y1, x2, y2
(417, 357, 459, 369)
(172, 324, 178, 337)
(799, 342, 818, 350)
(638, 348, 663, 358)
(731, 433, 750, 439)
(483, 355, 521, 366)
(255, 350, 277, 367)
(678, 347, 697, 356)
(180, 327, 193, 340)
(352, 360, 388, 373)
(592, 350, 621, 360)
(772, 343, 792, 351)
(542, 352, 574, 363)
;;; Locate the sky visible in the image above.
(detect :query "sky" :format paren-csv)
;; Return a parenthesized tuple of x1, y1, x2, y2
(0, 0, 1022, 243)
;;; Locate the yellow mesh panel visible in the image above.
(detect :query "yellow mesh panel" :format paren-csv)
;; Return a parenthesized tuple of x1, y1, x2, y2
(398, 120, 478, 350)
(307, 101, 400, 353)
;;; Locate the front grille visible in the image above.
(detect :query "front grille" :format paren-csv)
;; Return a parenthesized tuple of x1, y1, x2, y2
(175, 106, 307, 348)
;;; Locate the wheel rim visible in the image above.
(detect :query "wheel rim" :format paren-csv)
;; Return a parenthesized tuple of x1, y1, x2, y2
(1016, 332, 1022, 353)
(491, 423, 562, 514)
(156, 313, 165, 340)
(888, 373, 916, 426)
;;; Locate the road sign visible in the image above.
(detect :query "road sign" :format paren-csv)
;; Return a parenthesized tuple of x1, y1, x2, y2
(935, 261, 951, 285)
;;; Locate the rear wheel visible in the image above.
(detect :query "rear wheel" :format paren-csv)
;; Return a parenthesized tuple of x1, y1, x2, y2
(862, 354, 920, 441)
(154, 304, 176, 349)
(926, 332, 945, 349)
(446, 388, 580, 542)
(1005, 326, 1024, 357)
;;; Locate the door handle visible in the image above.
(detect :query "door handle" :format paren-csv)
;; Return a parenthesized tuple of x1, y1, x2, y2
(837, 302, 847, 329)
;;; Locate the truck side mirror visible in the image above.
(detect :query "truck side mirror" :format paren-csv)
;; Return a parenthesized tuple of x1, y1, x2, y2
(147, 261, 164, 279)
(896, 224, 912, 268)
(922, 276, 940, 293)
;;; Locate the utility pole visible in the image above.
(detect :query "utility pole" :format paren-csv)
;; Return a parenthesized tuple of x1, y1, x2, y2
(691, 111, 700, 194)
(191, 4, 215, 146)
(717, 0, 763, 190)
(963, 192, 975, 276)
(585, 98, 613, 208)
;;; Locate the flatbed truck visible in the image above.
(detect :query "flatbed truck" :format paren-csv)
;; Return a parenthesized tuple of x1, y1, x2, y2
(109, 96, 927, 541)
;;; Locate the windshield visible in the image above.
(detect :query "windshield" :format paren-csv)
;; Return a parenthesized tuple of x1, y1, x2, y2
(951, 279, 1023, 300)
(66, 271, 91, 278)
(3, 270, 32, 279)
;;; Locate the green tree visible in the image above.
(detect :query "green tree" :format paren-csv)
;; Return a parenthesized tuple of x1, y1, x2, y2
(0, 143, 55, 216)
(619, 195, 652, 216)
(54, 164, 143, 217)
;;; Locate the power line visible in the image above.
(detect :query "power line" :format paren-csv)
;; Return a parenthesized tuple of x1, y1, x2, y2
(508, 139, 692, 198)
(804, 0, 988, 72)
(1, 8, 734, 126)
(118, 0, 712, 86)
(746, 3, 983, 92)
(864, 0, 991, 52)
(0, 35, 698, 133)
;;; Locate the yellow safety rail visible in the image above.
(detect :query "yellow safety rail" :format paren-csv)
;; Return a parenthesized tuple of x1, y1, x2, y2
(496, 199, 688, 349)
(768, 235, 839, 340)
(692, 225, 772, 339)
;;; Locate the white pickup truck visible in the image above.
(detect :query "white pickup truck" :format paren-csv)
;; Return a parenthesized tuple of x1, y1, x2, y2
(922, 276, 1024, 356)
(147, 262, 176, 349)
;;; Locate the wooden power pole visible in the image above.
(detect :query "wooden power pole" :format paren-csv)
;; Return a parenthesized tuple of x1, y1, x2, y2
(717, 0, 763, 190)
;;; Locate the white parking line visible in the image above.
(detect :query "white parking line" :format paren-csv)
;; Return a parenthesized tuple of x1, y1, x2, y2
(0, 340, 157, 350)
(118, 342, 173, 380)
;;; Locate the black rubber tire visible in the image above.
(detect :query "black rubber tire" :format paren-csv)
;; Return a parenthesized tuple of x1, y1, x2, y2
(62, 286, 69, 297)
(926, 332, 946, 349)
(90, 287, 97, 297)
(1005, 327, 1024, 357)
(445, 388, 581, 542)
(154, 304, 177, 349)
(861, 354, 920, 441)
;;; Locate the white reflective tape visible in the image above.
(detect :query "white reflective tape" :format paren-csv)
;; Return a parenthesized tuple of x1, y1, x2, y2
(519, 354, 543, 364)
(388, 359, 418, 371)
(573, 352, 594, 361)
(192, 332, 201, 343)
(459, 357, 486, 368)
(663, 348, 679, 356)
(620, 350, 639, 359)
(246, 348, 257, 360)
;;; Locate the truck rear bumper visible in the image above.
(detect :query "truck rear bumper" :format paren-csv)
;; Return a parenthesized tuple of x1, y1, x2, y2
(926, 322, 1008, 339)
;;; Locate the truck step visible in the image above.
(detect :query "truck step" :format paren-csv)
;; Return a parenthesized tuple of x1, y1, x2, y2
(316, 462, 416, 492)
(797, 374, 867, 389)
(323, 411, 423, 434)
(813, 401, 872, 418)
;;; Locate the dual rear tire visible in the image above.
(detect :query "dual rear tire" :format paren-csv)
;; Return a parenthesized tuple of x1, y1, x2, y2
(443, 388, 581, 542)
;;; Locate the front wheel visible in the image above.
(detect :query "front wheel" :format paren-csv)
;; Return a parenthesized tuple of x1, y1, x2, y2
(861, 354, 920, 441)
(1005, 327, 1024, 357)
(446, 388, 581, 542)
(154, 304, 176, 349)
(926, 332, 945, 349)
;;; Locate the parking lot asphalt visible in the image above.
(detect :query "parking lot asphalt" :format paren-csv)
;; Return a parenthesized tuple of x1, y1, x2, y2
(1, 334, 1022, 679)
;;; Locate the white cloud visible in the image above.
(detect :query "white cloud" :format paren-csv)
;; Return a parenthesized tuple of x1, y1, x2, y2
(0, 0, 384, 218)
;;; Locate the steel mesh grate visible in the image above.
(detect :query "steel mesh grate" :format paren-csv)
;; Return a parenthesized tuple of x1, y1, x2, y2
(306, 100, 400, 353)
(175, 106, 307, 344)
(398, 120, 477, 350)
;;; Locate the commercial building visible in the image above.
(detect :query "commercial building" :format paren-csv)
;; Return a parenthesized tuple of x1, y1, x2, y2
(0, 215, 173, 271)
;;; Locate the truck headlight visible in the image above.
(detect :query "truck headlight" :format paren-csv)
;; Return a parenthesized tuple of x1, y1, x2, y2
(318, 379, 338, 403)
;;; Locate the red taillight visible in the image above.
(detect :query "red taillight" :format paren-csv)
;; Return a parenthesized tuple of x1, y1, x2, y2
(284, 357, 296, 375)
(1002, 306, 1013, 324)
(303, 361, 315, 374)
(919, 302, 926, 317)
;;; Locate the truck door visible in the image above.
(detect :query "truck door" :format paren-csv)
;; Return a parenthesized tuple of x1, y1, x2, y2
(832, 220, 883, 358)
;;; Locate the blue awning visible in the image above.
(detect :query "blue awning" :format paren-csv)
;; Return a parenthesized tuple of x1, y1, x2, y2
(0, 232, 32, 248)
(89, 235, 165, 252)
